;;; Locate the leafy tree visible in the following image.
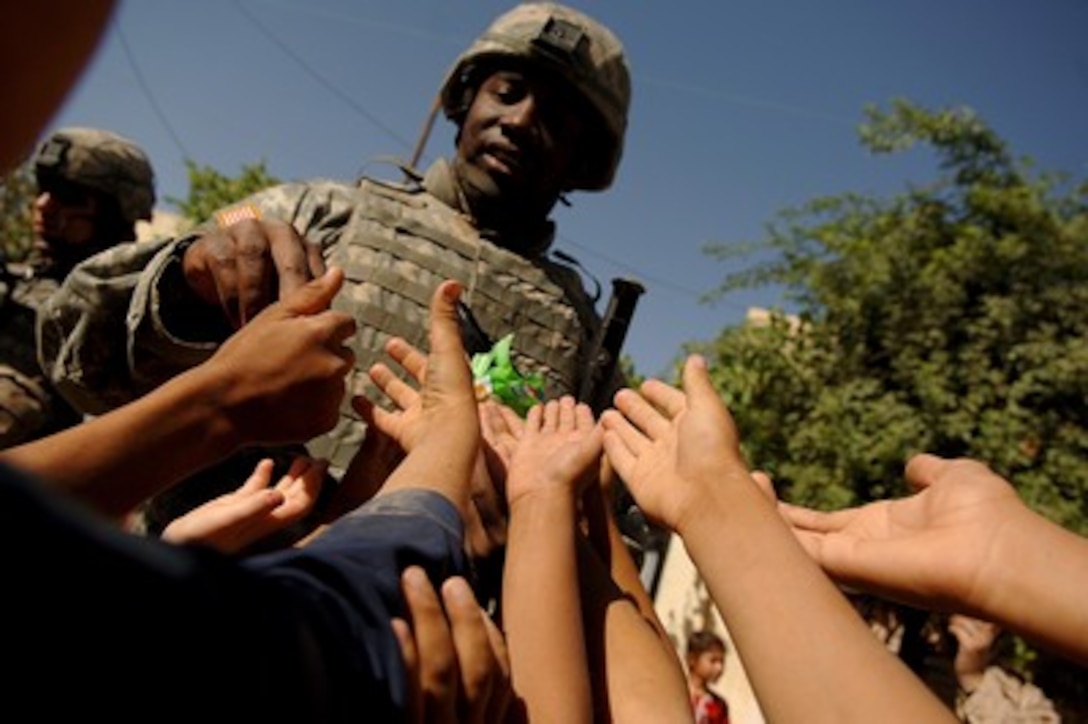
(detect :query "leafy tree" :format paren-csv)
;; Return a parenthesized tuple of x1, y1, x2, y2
(1, 162, 35, 261)
(699, 99, 1088, 697)
(701, 99, 1088, 539)
(168, 158, 280, 224)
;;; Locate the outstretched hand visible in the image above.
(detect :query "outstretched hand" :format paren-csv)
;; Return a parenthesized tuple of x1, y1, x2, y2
(340, 334, 511, 558)
(162, 456, 326, 554)
(778, 454, 1027, 613)
(600, 354, 752, 533)
(352, 281, 480, 522)
(393, 566, 511, 724)
(199, 266, 355, 447)
(504, 396, 602, 509)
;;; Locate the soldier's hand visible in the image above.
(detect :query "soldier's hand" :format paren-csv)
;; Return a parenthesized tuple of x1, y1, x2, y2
(182, 217, 325, 328)
(198, 266, 355, 446)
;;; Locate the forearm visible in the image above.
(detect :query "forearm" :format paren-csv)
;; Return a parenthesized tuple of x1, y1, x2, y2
(575, 534, 692, 724)
(0, 363, 239, 518)
(504, 492, 592, 724)
(983, 509, 1088, 664)
(681, 483, 956, 724)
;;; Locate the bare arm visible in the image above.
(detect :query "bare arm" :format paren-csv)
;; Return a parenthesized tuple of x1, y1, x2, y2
(602, 355, 956, 724)
(780, 453, 1088, 665)
(4, 268, 354, 519)
(501, 397, 600, 724)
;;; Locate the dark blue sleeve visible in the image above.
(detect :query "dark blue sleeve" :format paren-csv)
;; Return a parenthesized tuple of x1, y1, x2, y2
(0, 463, 465, 722)
(243, 488, 469, 719)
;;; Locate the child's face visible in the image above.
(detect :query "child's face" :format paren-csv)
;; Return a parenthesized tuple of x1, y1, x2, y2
(689, 647, 726, 684)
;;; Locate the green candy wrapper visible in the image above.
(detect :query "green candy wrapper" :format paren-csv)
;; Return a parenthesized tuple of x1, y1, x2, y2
(471, 333, 545, 417)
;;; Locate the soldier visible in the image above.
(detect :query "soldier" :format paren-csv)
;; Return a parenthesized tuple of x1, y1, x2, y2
(1, 126, 155, 448)
(39, 3, 631, 548)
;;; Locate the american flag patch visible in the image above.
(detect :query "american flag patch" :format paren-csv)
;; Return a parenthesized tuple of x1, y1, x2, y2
(215, 203, 262, 228)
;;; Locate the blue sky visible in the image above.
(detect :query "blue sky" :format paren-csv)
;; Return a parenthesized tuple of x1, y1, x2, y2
(49, 0, 1088, 377)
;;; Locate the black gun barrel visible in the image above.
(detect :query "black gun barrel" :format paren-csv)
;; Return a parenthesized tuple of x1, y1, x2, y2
(579, 276, 645, 414)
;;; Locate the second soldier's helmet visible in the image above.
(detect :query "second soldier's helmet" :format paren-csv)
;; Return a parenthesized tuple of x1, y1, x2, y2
(34, 127, 156, 225)
(439, 2, 631, 192)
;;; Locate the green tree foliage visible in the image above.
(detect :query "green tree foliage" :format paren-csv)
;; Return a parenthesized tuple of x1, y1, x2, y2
(701, 99, 1088, 536)
(168, 158, 280, 224)
(1, 162, 35, 261)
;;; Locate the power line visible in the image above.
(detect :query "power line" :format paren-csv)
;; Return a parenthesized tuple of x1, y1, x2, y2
(115, 15, 191, 161)
(231, 0, 417, 155)
(174, 2, 752, 304)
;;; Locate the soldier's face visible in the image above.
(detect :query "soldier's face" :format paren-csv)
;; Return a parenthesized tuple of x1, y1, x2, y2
(456, 64, 586, 208)
(32, 181, 100, 248)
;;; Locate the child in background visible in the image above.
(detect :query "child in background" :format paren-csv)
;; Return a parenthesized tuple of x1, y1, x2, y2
(687, 629, 731, 724)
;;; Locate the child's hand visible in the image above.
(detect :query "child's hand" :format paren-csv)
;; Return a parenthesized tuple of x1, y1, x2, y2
(601, 355, 749, 533)
(162, 456, 326, 554)
(505, 396, 603, 509)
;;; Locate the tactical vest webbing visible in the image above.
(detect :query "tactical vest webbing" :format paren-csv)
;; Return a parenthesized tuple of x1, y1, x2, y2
(309, 178, 603, 471)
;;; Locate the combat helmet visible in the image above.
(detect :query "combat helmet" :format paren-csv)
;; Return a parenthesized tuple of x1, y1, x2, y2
(34, 127, 156, 225)
(439, 2, 630, 191)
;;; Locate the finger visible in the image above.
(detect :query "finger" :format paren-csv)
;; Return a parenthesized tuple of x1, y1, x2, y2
(385, 337, 429, 386)
(573, 401, 595, 432)
(524, 402, 544, 433)
(599, 407, 647, 454)
(392, 617, 423, 724)
(600, 411, 642, 474)
(556, 395, 576, 431)
(240, 458, 277, 493)
(479, 612, 512, 723)
(903, 453, 946, 493)
(425, 280, 472, 393)
(230, 219, 278, 325)
(401, 566, 458, 721)
(441, 576, 498, 724)
(266, 221, 320, 298)
(369, 363, 421, 411)
(750, 470, 776, 502)
(680, 354, 718, 403)
(277, 266, 344, 317)
(305, 237, 326, 279)
(638, 377, 689, 421)
(275, 458, 328, 514)
(611, 387, 669, 440)
(494, 403, 525, 439)
(314, 308, 357, 349)
(777, 500, 860, 533)
(541, 398, 561, 431)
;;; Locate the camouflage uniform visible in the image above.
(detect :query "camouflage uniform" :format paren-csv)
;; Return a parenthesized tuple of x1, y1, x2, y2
(1, 127, 154, 449)
(39, 4, 631, 520)
(956, 668, 1061, 723)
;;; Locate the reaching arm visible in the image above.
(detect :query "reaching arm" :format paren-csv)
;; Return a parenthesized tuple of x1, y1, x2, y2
(779, 453, 1088, 665)
(5, 268, 354, 519)
(601, 355, 957, 724)
(501, 397, 600, 724)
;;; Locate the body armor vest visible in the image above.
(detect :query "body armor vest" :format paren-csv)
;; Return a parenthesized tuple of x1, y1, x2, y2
(309, 176, 603, 471)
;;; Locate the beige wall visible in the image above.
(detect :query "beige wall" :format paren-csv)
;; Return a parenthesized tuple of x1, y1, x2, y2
(653, 534, 766, 724)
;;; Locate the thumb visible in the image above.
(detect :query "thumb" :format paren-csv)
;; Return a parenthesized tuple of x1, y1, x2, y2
(684, 353, 745, 456)
(279, 266, 344, 316)
(903, 453, 945, 493)
(681, 354, 715, 397)
(427, 279, 465, 356)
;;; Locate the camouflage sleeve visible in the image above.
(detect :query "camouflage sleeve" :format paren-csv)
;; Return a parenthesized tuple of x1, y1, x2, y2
(39, 181, 357, 416)
(0, 364, 50, 448)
